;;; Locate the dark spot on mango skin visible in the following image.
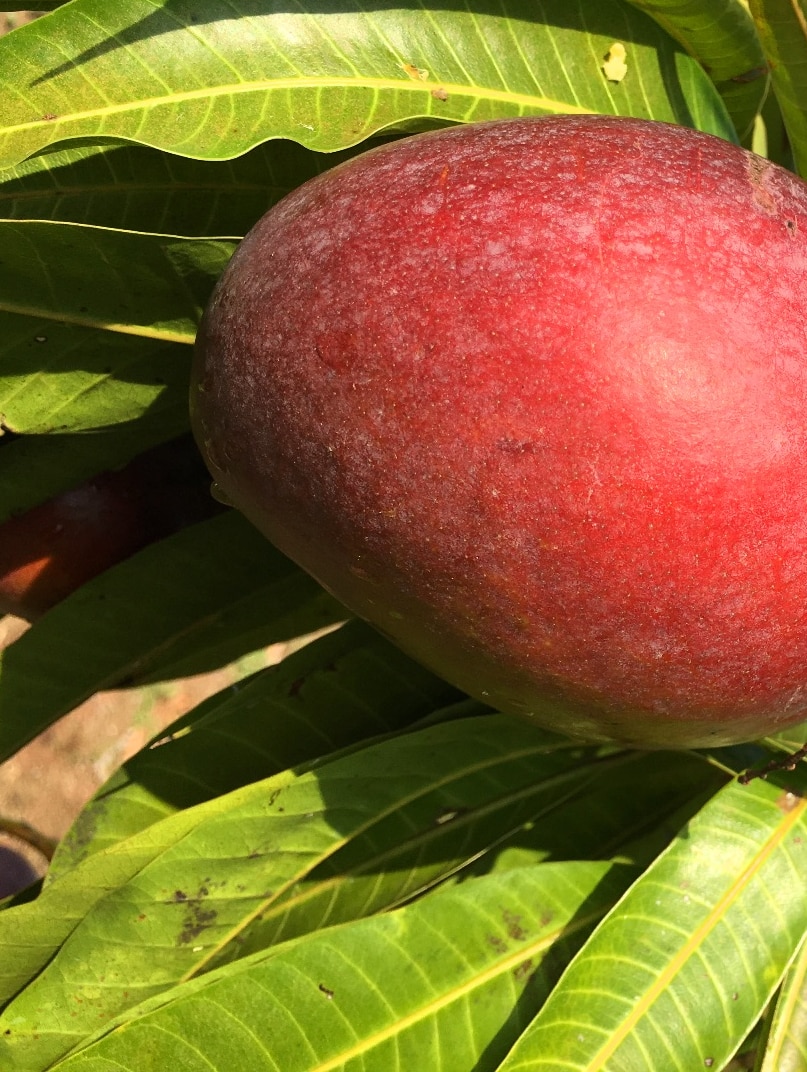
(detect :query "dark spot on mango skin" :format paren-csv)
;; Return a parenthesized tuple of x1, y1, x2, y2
(746, 156, 777, 213)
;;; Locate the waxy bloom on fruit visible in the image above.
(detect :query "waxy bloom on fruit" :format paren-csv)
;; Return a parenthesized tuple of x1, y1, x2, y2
(192, 115, 807, 748)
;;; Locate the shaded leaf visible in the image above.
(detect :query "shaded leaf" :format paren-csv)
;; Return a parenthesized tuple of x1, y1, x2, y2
(0, 409, 190, 522)
(47, 620, 465, 878)
(0, 139, 381, 235)
(753, 80, 796, 167)
(0, 0, 734, 172)
(0, 221, 232, 433)
(214, 749, 727, 970)
(53, 861, 636, 1072)
(0, 510, 345, 763)
(457, 749, 728, 877)
(496, 771, 807, 1071)
(623, 0, 768, 138)
(0, 716, 601, 1069)
(748, 0, 807, 176)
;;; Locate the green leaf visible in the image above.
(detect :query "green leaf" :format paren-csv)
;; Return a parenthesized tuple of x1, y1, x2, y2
(0, 716, 605, 1069)
(496, 772, 807, 1071)
(215, 750, 727, 972)
(0, 0, 735, 172)
(0, 139, 378, 236)
(0, 221, 232, 433)
(52, 861, 636, 1072)
(622, 0, 768, 138)
(0, 511, 345, 763)
(457, 749, 727, 877)
(47, 620, 465, 878)
(757, 934, 807, 1071)
(754, 80, 796, 167)
(748, 0, 807, 176)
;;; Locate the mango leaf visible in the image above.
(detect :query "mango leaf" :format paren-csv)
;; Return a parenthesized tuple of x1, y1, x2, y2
(0, 222, 232, 433)
(755, 80, 796, 167)
(0, 410, 190, 522)
(456, 749, 727, 877)
(748, 0, 807, 176)
(0, 716, 605, 1069)
(0, 510, 345, 763)
(496, 771, 807, 1072)
(0, 139, 378, 236)
(756, 934, 807, 1070)
(51, 861, 636, 1072)
(47, 620, 465, 879)
(211, 750, 727, 971)
(0, 0, 735, 173)
(623, 0, 768, 138)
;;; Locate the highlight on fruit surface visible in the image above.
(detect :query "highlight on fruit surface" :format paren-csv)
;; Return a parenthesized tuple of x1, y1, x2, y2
(191, 114, 807, 749)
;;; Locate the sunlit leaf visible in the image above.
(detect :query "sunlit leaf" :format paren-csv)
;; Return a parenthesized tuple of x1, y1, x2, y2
(757, 933, 807, 1071)
(496, 772, 807, 1071)
(623, 0, 768, 138)
(0, 717, 602, 1069)
(0, 0, 734, 172)
(52, 861, 636, 1072)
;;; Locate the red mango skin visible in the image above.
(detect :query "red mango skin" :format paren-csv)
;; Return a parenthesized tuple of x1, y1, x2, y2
(191, 115, 807, 748)
(0, 435, 220, 619)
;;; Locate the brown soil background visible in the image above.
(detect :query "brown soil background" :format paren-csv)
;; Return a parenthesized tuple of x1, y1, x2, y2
(0, 611, 289, 897)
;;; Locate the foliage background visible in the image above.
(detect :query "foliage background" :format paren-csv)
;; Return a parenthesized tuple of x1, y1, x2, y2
(2, 1, 807, 1069)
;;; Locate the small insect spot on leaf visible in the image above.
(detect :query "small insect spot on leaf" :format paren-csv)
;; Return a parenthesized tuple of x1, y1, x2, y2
(319, 983, 334, 999)
(777, 790, 801, 812)
(503, 909, 526, 941)
(42, 113, 58, 121)
(402, 62, 429, 81)
(34, 336, 47, 344)
(431, 87, 449, 102)
(602, 43, 628, 83)
(704, 1060, 714, 1068)
(435, 807, 467, 825)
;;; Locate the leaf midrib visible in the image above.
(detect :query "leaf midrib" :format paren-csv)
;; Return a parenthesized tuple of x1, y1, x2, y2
(311, 902, 615, 1072)
(0, 300, 192, 341)
(2, 76, 593, 139)
(587, 794, 807, 1069)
